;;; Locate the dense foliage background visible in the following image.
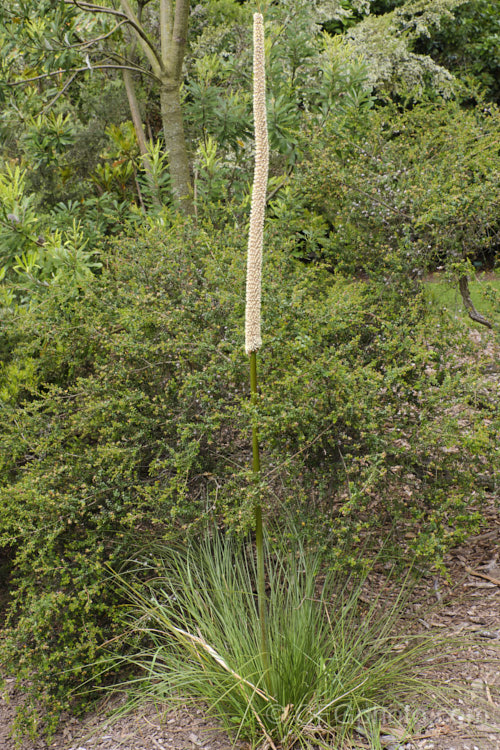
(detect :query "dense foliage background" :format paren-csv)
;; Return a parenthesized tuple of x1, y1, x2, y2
(0, 0, 498, 737)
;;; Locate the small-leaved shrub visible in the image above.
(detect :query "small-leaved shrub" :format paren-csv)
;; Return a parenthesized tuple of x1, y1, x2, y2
(292, 97, 500, 276)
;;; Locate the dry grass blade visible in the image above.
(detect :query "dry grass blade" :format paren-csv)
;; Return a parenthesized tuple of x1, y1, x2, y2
(170, 625, 274, 703)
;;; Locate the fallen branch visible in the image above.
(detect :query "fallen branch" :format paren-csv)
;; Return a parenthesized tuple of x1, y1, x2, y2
(465, 566, 500, 586)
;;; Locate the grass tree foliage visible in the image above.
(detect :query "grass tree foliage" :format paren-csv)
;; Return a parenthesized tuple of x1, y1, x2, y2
(0, 213, 497, 734)
(111, 534, 458, 749)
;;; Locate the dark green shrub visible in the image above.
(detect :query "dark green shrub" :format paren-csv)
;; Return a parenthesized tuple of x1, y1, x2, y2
(0, 214, 496, 731)
(414, 0, 500, 104)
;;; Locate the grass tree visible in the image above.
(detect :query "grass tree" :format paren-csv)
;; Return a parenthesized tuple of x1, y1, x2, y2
(245, 10, 270, 685)
(100, 13, 468, 750)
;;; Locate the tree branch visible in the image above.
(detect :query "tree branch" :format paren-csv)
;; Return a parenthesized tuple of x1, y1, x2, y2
(6, 63, 158, 86)
(65, 0, 129, 19)
(119, 0, 163, 76)
(160, 0, 174, 68)
(41, 72, 79, 113)
(61, 20, 129, 50)
(458, 276, 493, 329)
(170, 0, 190, 79)
(64, 0, 163, 75)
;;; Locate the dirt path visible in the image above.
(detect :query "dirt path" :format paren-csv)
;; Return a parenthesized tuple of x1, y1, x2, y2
(1, 527, 499, 750)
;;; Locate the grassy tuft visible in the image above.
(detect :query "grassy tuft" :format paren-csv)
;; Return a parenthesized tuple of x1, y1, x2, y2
(108, 533, 459, 749)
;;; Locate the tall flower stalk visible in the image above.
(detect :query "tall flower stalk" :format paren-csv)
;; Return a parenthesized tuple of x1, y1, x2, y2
(245, 12, 270, 681)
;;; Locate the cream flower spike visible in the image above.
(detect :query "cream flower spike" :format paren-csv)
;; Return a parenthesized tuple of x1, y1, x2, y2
(245, 12, 269, 356)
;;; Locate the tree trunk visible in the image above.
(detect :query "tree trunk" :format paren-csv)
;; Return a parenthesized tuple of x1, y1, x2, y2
(160, 80, 193, 215)
(122, 68, 162, 206)
(120, 0, 193, 214)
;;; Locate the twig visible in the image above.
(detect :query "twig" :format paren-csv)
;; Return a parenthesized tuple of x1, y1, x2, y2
(335, 176, 411, 219)
(264, 424, 334, 478)
(458, 276, 493, 329)
(41, 72, 79, 113)
(465, 566, 500, 586)
(52, 20, 129, 50)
